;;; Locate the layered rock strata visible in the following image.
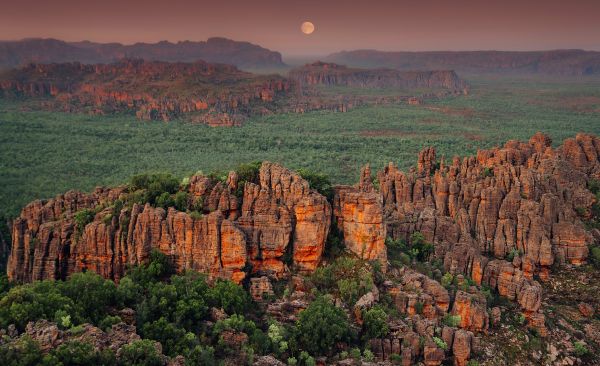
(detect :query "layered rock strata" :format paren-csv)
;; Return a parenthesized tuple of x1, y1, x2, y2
(8, 162, 330, 283)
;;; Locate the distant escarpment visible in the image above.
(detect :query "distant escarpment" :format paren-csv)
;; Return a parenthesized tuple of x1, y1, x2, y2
(289, 61, 469, 93)
(0, 60, 471, 124)
(0, 59, 289, 125)
(0, 37, 285, 70)
(326, 49, 600, 76)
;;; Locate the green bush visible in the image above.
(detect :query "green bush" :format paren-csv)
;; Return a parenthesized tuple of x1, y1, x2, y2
(99, 315, 122, 332)
(207, 279, 251, 315)
(442, 314, 462, 328)
(0, 280, 76, 331)
(73, 208, 96, 237)
(297, 168, 333, 200)
(296, 296, 352, 356)
(362, 307, 389, 340)
(50, 340, 116, 365)
(0, 335, 46, 366)
(118, 339, 164, 366)
(433, 336, 448, 350)
(142, 317, 197, 357)
(410, 232, 434, 261)
(573, 341, 589, 357)
(59, 271, 119, 325)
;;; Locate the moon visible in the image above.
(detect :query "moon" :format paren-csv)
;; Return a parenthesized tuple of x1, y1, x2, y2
(301, 21, 315, 35)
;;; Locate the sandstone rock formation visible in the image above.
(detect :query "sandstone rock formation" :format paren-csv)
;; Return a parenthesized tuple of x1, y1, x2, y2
(333, 166, 387, 266)
(8, 162, 330, 284)
(0, 59, 290, 124)
(326, 49, 600, 76)
(377, 132, 600, 331)
(289, 61, 469, 94)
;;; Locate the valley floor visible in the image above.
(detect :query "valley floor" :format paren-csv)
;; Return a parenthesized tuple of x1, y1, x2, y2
(1, 75, 600, 219)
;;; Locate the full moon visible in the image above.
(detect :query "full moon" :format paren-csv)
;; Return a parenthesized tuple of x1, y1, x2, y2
(301, 21, 315, 35)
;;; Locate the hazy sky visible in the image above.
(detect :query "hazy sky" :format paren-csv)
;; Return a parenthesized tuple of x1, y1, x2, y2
(2, 0, 600, 56)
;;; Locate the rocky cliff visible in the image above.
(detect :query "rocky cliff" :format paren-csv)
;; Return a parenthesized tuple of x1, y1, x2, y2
(289, 62, 469, 93)
(326, 49, 600, 76)
(6, 133, 600, 365)
(0, 37, 286, 70)
(8, 162, 330, 284)
(377, 132, 600, 331)
(0, 59, 289, 124)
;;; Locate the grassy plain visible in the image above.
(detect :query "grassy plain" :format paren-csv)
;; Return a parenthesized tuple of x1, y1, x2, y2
(1, 76, 600, 218)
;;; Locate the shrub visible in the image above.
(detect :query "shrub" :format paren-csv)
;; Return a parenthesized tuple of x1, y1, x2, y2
(440, 272, 454, 288)
(287, 357, 298, 365)
(442, 314, 462, 328)
(50, 340, 116, 365)
(410, 232, 433, 261)
(59, 271, 118, 325)
(433, 336, 448, 350)
(0, 280, 76, 331)
(99, 315, 122, 332)
(0, 335, 46, 365)
(73, 208, 96, 237)
(118, 339, 164, 366)
(297, 168, 333, 200)
(363, 349, 375, 362)
(296, 296, 352, 356)
(173, 191, 189, 211)
(207, 279, 250, 315)
(573, 341, 589, 357)
(362, 307, 389, 340)
(142, 317, 197, 357)
(184, 345, 216, 366)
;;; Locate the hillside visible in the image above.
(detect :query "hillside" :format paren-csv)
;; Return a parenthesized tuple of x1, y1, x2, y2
(0, 59, 290, 124)
(326, 49, 600, 76)
(0, 37, 286, 70)
(3, 134, 600, 365)
(289, 61, 469, 92)
(0, 60, 470, 123)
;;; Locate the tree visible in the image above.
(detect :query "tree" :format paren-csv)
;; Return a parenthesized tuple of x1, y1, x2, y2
(59, 271, 118, 325)
(297, 169, 333, 200)
(362, 307, 389, 340)
(207, 279, 251, 315)
(0, 336, 46, 366)
(142, 317, 197, 357)
(50, 341, 116, 365)
(296, 296, 351, 356)
(117, 340, 164, 366)
(0, 281, 75, 331)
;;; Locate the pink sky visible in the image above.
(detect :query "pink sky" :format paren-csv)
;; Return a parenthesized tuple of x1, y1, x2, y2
(1, 0, 599, 56)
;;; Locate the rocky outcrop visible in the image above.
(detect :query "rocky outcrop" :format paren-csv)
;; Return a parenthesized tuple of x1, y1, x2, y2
(0, 37, 286, 70)
(0, 59, 290, 123)
(289, 62, 469, 93)
(377, 132, 600, 331)
(7, 162, 330, 284)
(333, 166, 387, 266)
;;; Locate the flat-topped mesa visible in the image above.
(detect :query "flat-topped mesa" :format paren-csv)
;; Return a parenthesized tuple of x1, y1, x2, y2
(7, 162, 330, 284)
(0, 59, 290, 124)
(377, 132, 600, 332)
(288, 61, 469, 94)
(333, 165, 388, 268)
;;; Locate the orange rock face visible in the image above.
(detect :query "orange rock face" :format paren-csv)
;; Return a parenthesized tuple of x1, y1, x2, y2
(333, 166, 387, 267)
(377, 132, 600, 330)
(8, 162, 330, 283)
